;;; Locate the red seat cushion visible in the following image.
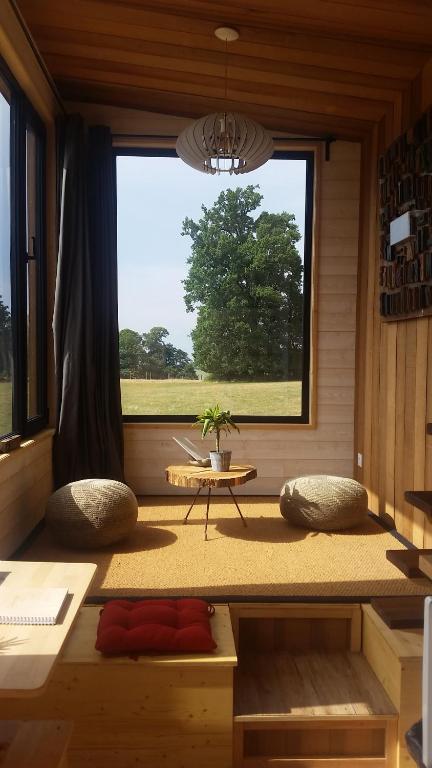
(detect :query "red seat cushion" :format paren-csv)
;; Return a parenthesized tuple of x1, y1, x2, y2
(95, 598, 217, 655)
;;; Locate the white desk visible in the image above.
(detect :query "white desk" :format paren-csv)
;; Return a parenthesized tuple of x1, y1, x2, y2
(0, 560, 96, 697)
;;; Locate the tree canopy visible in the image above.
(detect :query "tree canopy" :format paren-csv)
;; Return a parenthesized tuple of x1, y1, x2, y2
(182, 185, 303, 380)
(119, 326, 197, 380)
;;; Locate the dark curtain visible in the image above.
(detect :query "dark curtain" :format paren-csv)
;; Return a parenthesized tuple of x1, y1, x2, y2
(53, 115, 124, 487)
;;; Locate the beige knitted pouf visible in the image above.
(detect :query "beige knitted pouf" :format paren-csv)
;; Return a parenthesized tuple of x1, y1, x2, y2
(46, 479, 138, 548)
(280, 475, 368, 531)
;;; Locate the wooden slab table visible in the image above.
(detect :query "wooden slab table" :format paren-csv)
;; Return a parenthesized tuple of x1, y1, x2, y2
(0, 560, 96, 697)
(165, 464, 257, 540)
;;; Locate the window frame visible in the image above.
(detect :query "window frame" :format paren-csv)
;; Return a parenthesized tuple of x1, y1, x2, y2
(115, 147, 314, 424)
(0, 55, 47, 440)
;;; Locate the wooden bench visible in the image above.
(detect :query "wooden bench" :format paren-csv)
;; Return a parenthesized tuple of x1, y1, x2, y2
(0, 605, 237, 768)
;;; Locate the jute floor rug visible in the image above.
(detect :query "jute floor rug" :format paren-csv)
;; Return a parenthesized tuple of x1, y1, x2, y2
(19, 496, 432, 600)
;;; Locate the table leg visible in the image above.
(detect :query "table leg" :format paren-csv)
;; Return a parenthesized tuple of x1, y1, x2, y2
(228, 486, 248, 527)
(183, 485, 201, 524)
(204, 487, 211, 541)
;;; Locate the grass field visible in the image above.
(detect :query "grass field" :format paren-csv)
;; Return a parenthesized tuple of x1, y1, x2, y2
(0, 381, 12, 436)
(120, 378, 302, 416)
(0, 379, 302, 434)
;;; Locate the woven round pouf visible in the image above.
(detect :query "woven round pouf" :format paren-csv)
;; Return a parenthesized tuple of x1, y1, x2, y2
(46, 479, 138, 548)
(279, 475, 368, 531)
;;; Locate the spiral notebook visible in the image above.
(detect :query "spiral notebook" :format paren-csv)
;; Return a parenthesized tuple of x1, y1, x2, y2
(0, 587, 69, 625)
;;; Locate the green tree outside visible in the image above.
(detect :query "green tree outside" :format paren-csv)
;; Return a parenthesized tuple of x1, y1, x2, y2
(119, 326, 197, 380)
(182, 185, 303, 380)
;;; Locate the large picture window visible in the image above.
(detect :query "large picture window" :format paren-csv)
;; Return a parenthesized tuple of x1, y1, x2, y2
(0, 59, 47, 440)
(116, 149, 313, 423)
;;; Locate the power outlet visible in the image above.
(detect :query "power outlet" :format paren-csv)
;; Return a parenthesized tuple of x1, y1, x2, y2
(357, 452, 363, 468)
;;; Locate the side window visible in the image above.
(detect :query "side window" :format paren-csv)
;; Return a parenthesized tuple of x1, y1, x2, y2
(0, 80, 12, 437)
(0, 60, 47, 440)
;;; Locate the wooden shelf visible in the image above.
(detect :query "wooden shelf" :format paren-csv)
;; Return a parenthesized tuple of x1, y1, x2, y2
(370, 596, 425, 629)
(386, 548, 432, 578)
(405, 490, 432, 518)
(234, 651, 397, 721)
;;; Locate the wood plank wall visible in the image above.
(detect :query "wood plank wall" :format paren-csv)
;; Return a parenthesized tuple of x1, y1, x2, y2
(0, 431, 53, 557)
(122, 140, 361, 495)
(355, 69, 432, 546)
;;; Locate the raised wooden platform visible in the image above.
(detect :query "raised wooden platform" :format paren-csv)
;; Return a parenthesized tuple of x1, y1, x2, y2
(0, 601, 422, 768)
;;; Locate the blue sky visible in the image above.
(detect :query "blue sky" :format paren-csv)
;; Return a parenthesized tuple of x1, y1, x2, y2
(117, 155, 307, 355)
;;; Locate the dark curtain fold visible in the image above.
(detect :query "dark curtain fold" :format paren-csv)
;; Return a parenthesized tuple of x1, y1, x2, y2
(53, 115, 124, 487)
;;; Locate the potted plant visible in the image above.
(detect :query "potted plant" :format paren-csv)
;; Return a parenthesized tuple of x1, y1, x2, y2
(194, 405, 240, 471)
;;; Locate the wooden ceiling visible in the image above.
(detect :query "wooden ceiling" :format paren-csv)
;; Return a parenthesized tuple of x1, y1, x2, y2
(15, 0, 432, 140)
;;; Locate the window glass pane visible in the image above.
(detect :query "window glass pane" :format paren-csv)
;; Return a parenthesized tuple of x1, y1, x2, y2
(117, 154, 311, 420)
(26, 126, 39, 419)
(0, 89, 12, 436)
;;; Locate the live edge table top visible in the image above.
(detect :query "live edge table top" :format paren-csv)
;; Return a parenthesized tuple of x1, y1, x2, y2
(165, 464, 257, 489)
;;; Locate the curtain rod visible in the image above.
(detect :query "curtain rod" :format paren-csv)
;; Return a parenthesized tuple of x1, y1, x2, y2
(10, 0, 66, 115)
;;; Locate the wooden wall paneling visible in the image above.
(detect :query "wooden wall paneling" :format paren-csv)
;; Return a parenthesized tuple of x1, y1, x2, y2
(394, 322, 408, 534)
(356, 127, 380, 513)
(412, 319, 429, 547)
(384, 322, 397, 523)
(369, 278, 382, 516)
(377, 323, 388, 519)
(400, 321, 417, 541)
(229, 603, 362, 653)
(423, 319, 432, 547)
(0, 430, 53, 557)
(355, 56, 432, 547)
(355, 129, 377, 496)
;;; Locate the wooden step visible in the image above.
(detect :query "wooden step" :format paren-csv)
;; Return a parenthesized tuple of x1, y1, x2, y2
(234, 651, 397, 721)
(233, 651, 397, 767)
